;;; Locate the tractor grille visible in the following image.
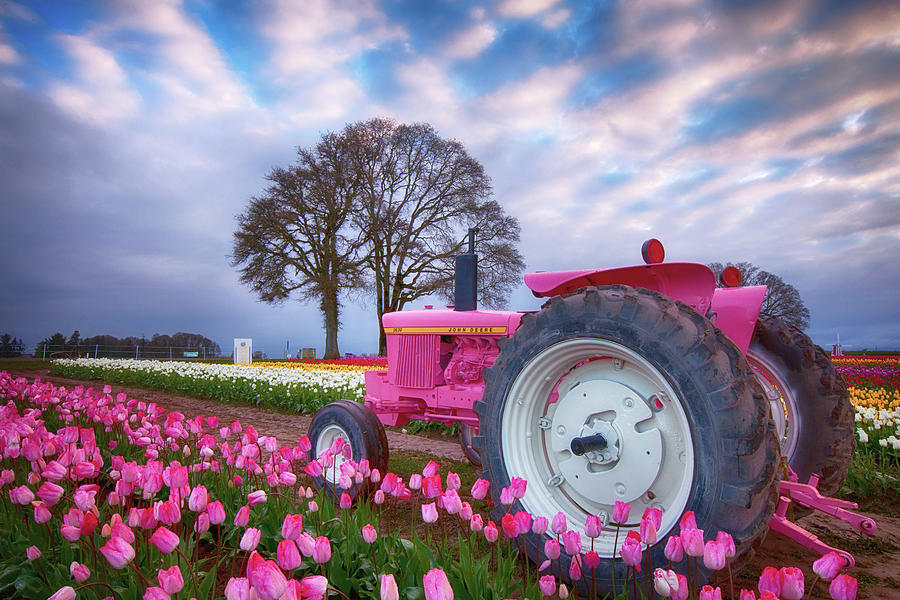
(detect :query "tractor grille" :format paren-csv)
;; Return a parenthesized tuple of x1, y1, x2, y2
(388, 334, 439, 389)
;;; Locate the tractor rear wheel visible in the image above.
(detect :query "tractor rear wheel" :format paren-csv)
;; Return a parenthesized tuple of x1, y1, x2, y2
(473, 285, 779, 595)
(748, 315, 855, 497)
(459, 423, 481, 465)
(307, 400, 389, 500)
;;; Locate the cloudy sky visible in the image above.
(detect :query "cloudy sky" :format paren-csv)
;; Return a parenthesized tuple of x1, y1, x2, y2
(1, 0, 899, 358)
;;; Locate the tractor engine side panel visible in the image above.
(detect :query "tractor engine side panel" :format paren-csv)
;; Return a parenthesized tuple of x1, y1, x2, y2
(365, 309, 523, 427)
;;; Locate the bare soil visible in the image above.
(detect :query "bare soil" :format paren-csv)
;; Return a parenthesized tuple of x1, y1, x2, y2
(7, 368, 900, 599)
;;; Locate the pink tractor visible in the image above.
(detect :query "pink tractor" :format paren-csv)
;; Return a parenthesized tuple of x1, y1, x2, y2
(309, 233, 860, 593)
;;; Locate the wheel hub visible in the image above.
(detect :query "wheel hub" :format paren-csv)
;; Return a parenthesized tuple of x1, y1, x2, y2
(551, 379, 662, 504)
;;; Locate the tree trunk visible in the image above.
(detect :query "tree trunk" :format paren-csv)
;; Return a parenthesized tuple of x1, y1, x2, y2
(321, 288, 340, 359)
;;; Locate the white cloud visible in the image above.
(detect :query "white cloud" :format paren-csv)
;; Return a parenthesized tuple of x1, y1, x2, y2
(0, 21, 20, 64)
(49, 34, 139, 123)
(444, 22, 497, 59)
(497, 0, 561, 19)
(541, 8, 571, 29)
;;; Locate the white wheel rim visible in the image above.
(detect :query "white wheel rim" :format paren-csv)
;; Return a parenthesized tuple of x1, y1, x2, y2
(748, 351, 799, 459)
(315, 424, 352, 484)
(500, 338, 695, 557)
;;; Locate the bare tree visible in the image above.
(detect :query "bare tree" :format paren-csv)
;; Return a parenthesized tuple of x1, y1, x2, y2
(708, 262, 811, 330)
(343, 118, 525, 353)
(232, 133, 364, 359)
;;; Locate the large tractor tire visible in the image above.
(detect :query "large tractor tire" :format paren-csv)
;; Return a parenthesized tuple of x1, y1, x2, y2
(307, 400, 389, 501)
(473, 285, 779, 595)
(748, 315, 855, 497)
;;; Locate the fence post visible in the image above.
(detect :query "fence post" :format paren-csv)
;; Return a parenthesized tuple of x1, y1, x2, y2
(169, 347, 172, 360)
(95, 344, 98, 358)
(135, 346, 138, 360)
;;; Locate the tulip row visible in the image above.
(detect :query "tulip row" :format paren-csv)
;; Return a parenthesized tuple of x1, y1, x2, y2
(1, 371, 862, 600)
(50, 358, 366, 412)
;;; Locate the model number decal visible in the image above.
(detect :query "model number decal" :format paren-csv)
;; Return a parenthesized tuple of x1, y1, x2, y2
(386, 326, 507, 334)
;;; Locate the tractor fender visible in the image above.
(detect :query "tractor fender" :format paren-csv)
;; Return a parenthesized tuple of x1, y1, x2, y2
(710, 285, 767, 354)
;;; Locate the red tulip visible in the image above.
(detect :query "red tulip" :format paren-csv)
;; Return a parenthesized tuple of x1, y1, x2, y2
(157, 565, 184, 594)
(739, 590, 757, 600)
(381, 574, 399, 600)
(829, 574, 857, 600)
(150, 526, 180, 554)
(312, 536, 331, 563)
(758, 566, 782, 596)
(780, 566, 804, 600)
(584, 550, 602, 569)
(99, 535, 135, 569)
(501, 514, 518, 538)
(423, 568, 454, 600)
(759, 592, 779, 600)
(813, 551, 845, 581)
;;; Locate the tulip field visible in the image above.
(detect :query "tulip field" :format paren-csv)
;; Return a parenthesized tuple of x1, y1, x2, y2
(1, 355, 897, 599)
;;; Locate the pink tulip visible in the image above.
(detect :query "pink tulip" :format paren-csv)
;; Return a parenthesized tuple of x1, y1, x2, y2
(373, 491, 384, 505)
(699, 585, 722, 600)
(277, 539, 302, 570)
(758, 566, 782, 596)
(279, 513, 303, 540)
(682, 528, 705, 557)
(74, 488, 97, 512)
(513, 511, 531, 535)
(664, 535, 684, 562)
(680, 511, 697, 531)
(240, 528, 262, 551)
(188, 485, 208, 512)
(551, 511, 567, 534)
(501, 514, 517, 538)
(760, 593, 779, 600)
(248, 490, 267, 506)
(26, 545, 42, 561)
(423, 568, 453, 600)
(422, 460, 440, 477)
(640, 515, 658, 545)
(829, 574, 857, 600)
(484, 521, 499, 543)
(36, 481, 64, 506)
(739, 590, 757, 600)
(9, 485, 34, 505)
(703, 540, 726, 571)
(585, 515, 602, 538)
(584, 551, 602, 569)
(569, 554, 583, 580)
(779, 566, 804, 600)
(158, 565, 184, 594)
(150, 527, 179, 553)
(312, 536, 331, 563)
(423, 475, 442, 499)
(70, 561, 90, 583)
(509, 476, 527, 498)
(459, 502, 473, 521)
(300, 575, 328, 600)
(447, 472, 461, 490)
(381, 574, 399, 600)
(99, 536, 135, 569)
(304, 460, 324, 478)
(620, 537, 643, 571)
(48, 587, 76, 600)
(409, 473, 423, 490)
(73, 461, 97, 479)
(443, 490, 463, 514)
(156, 500, 181, 525)
(612, 501, 630, 524)
(470, 513, 484, 532)
(297, 532, 316, 557)
(362, 524, 377, 544)
(499, 487, 514, 505)
(643, 507, 663, 529)
(559, 584, 569, 599)
(532, 515, 549, 535)
(562, 530, 581, 555)
(539, 574, 556, 597)
(813, 551, 845, 581)
(471, 478, 489, 500)
(715, 531, 736, 558)
(545, 539, 561, 560)
(672, 574, 690, 600)
(61, 524, 81, 542)
(249, 559, 288, 600)
(234, 505, 250, 526)
(194, 512, 211, 534)
(422, 502, 438, 523)
(208, 500, 226, 525)
(340, 492, 352, 509)
(42, 462, 67, 482)
(654, 568, 680, 598)
(33, 501, 52, 524)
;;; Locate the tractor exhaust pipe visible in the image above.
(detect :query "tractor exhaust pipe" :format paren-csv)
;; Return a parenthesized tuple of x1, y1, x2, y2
(454, 228, 478, 311)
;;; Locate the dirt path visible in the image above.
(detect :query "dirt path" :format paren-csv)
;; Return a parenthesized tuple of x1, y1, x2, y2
(6, 368, 467, 462)
(6, 368, 900, 598)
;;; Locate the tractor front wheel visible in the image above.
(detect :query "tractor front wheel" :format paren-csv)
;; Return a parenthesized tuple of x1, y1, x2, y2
(473, 285, 779, 595)
(307, 400, 389, 500)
